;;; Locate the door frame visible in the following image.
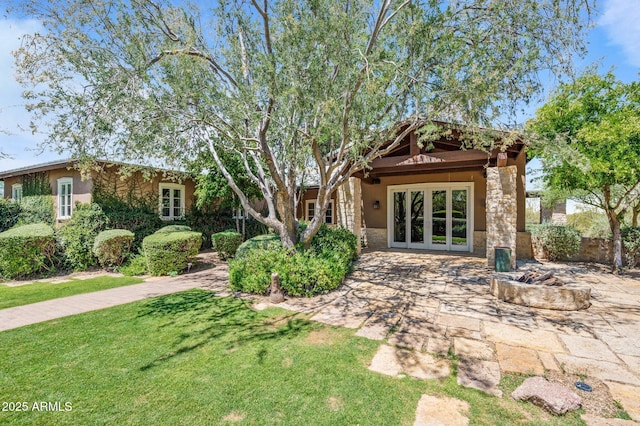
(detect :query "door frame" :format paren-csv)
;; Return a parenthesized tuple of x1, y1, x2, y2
(387, 182, 474, 252)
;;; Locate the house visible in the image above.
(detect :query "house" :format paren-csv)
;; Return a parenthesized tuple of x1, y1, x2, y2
(0, 159, 196, 222)
(299, 123, 532, 267)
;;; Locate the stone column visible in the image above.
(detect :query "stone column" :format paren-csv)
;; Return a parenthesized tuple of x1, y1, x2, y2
(541, 198, 567, 225)
(486, 166, 517, 269)
(336, 177, 362, 253)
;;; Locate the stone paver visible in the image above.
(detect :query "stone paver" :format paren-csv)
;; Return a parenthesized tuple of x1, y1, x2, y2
(483, 321, 566, 353)
(559, 334, 618, 362)
(605, 382, 640, 421)
(457, 359, 503, 397)
(414, 394, 469, 426)
(453, 337, 495, 361)
(495, 343, 544, 375)
(368, 344, 450, 380)
(581, 414, 639, 426)
(555, 354, 640, 386)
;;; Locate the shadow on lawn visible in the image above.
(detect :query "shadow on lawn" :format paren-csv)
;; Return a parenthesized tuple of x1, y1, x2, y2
(138, 289, 314, 371)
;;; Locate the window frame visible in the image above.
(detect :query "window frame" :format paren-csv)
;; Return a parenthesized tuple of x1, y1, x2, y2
(0, 181, 4, 198)
(12, 183, 23, 203)
(57, 177, 73, 219)
(159, 182, 186, 220)
(305, 199, 334, 225)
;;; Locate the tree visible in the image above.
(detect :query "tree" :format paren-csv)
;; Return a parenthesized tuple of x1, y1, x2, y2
(527, 71, 640, 272)
(13, 0, 593, 248)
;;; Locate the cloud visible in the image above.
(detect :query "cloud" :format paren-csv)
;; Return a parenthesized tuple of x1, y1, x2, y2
(599, 0, 640, 67)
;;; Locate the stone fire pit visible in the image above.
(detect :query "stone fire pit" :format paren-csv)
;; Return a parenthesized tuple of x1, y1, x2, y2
(490, 271, 591, 311)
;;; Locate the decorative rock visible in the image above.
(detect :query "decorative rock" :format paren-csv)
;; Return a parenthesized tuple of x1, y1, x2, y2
(414, 394, 469, 426)
(511, 376, 582, 415)
(491, 274, 591, 311)
(269, 273, 285, 303)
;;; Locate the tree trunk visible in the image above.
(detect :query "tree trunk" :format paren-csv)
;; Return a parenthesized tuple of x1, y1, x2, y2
(242, 212, 246, 241)
(608, 211, 623, 273)
(633, 203, 639, 228)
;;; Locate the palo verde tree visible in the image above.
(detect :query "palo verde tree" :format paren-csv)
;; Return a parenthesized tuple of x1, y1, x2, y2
(13, 0, 593, 248)
(527, 71, 640, 272)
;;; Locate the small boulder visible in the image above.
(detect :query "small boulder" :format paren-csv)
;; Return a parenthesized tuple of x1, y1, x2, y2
(512, 376, 582, 415)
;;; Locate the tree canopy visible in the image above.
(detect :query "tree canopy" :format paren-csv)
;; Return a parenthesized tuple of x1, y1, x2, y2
(527, 71, 640, 271)
(13, 0, 593, 247)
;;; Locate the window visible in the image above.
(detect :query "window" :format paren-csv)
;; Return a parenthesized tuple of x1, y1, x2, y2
(305, 199, 334, 224)
(57, 177, 73, 219)
(12, 184, 22, 203)
(0, 181, 4, 198)
(159, 183, 185, 220)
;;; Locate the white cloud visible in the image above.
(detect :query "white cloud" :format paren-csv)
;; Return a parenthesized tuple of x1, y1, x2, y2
(599, 0, 640, 67)
(0, 18, 65, 172)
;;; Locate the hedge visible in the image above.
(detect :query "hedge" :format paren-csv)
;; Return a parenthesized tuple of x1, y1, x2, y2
(0, 199, 21, 232)
(155, 225, 192, 234)
(229, 225, 357, 296)
(93, 229, 135, 268)
(211, 231, 243, 259)
(58, 203, 109, 270)
(0, 223, 56, 279)
(142, 231, 202, 276)
(235, 234, 281, 259)
(532, 223, 581, 261)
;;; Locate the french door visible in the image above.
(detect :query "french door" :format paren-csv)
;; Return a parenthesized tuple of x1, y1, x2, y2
(389, 183, 473, 251)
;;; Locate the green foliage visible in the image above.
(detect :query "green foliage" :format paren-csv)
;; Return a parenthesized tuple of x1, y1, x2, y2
(142, 231, 202, 276)
(229, 226, 357, 296)
(567, 209, 611, 238)
(119, 253, 149, 276)
(0, 198, 21, 232)
(532, 223, 581, 261)
(155, 225, 192, 233)
(16, 0, 594, 249)
(58, 203, 109, 271)
(622, 227, 640, 269)
(235, 234, 281, 259)
(0, 223, 56, 279)
(21, 172, 52, 196)
(93, 229, 135, 268)
(17, 195, 55, 225)
(211, 231, 242, 260)
(103, 210, 163, 249)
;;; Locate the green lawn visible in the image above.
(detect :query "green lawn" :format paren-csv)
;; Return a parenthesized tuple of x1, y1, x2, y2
(0, 276, 144, 310)
(0, 290, 587, 425)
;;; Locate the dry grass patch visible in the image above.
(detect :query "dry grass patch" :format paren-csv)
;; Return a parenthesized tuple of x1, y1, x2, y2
(221, 411, 245, 422)
(326, 396, 344, 412)
(305, 327, 343, 346)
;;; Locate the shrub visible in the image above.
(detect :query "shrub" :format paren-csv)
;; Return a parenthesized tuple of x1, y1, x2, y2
(93, 229, 135, 268)
(58, 203, 109, 270)
(622, 226, 640, 269)
(229, 225, 357, 297)
(17, 195, 55, 225)
(142, 231, 202, 276)
(0, 199, 21, 232)
(0, 223, 56, 279)
(212, 231, 243, 259)
(532, 223, 581, 261)
(119, 253, 148, 276)
(235, 234, 281, 259)
(103, 209, 163, 249)
(155, 225, 192, 233)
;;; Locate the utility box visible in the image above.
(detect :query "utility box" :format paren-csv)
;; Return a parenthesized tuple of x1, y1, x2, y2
(495, 247, 512, 272)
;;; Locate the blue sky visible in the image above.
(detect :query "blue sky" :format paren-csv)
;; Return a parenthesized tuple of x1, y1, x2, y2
(1, 1, 639, 190)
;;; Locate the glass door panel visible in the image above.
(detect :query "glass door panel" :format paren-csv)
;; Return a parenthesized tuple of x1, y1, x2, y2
(409, 190, 424, 245)
(451, 189, 468, 247)
(431, 190, 447, 246)
(393, 191, 406, 244)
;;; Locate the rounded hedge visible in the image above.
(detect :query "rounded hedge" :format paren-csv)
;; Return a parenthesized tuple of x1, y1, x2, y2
(229, 225, 357, 297)
(235, 234, 281, 259)
(0, 223, 56, 279)
(211, 231, 243, 260)
(93, 229, 135, 268)
(142, 231, 202, 276)
(155, 225, 192, 234)
(532, 224, 581, 261)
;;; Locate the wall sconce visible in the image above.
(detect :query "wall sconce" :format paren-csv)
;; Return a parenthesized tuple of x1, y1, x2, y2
(373, 200, 380, 209)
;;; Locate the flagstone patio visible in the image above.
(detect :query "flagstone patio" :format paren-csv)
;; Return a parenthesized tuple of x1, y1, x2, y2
(274, 249, 640, 421)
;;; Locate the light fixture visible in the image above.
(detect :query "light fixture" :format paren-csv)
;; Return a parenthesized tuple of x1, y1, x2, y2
(373, 200, 380, 209)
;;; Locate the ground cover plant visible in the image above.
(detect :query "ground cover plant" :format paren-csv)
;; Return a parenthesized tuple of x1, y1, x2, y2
(0, 276, 143, 310)
(0, 289, 590, 425)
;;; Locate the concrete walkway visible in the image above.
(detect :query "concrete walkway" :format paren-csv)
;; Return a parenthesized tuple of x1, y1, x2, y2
(0, 262, 228, 332)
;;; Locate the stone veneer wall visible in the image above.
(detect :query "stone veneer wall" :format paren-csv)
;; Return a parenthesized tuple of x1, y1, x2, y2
(336, 177, 362, 253)
(475, 231, 533, 260)
(532, 236, 614, 264)
(365, 227, 387, 249)
(485, 166, 518, 269)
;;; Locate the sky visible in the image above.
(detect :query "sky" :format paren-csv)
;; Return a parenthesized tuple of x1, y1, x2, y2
(1, 1, 639, 193)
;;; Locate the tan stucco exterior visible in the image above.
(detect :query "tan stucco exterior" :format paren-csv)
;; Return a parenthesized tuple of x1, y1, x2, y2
(0, 162, 196, 223)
